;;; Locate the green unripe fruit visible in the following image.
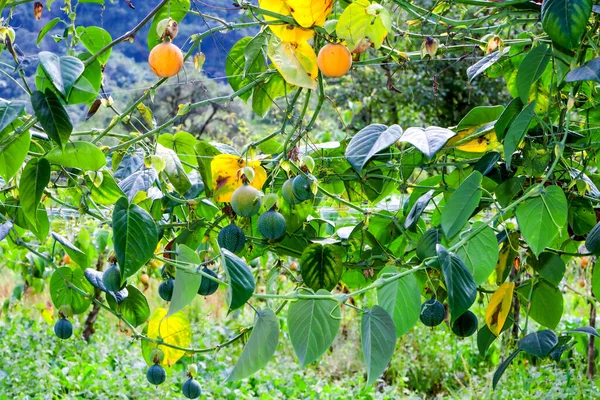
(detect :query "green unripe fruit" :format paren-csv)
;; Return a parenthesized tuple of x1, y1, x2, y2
(419, 299, 445, 327)
(451, 310, 478, 337)
(292, 174, 315, 202)
(159, 278, 174, 301)
(217, 223, 246, 253)
(197, 267, 219, 296)
(231, 184, 262, 217)
(54, 318, 73, 340)
(281, 178, 300, 205)
(146, 364, 166, 385)
(257, 210, 287, 240)
(102, 263, 121, 292)
(182, 378, 202, 399)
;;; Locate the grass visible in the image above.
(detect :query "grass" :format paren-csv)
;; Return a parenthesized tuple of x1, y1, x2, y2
(1, 269, 600, 399)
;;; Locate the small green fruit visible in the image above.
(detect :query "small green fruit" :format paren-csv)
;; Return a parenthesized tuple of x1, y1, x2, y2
(182, 378, 202, 399)
(102, 263, 121, 292)
(451, 310, 478, 337)
(146, 364, 166, 385)
(197, 267, 219, 296)
(281, 178, 300, 204)
(217, 223, 246, 253)
(159, 278, 174, 301)
(292, 174, 315, 202)
(258, 210, 287, 240)
(419, 299, 445, 327)
(231, 184, 262, 217)
(54, 318, 73, 340)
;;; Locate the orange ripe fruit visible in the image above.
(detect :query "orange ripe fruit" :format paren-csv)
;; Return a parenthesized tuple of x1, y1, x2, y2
(62, 254, 71, 264)
(317, 43, 352, 78)
(148, 42, 183, 78)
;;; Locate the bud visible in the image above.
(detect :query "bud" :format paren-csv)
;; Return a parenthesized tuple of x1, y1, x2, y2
(301, 155, 315, 172)
(59, 304, 73, 319)
(486, 36, 503, 54)
(150, 349, 165, 365)
(187, 364, 198, 377)
(421, 37, 439, 59)
(156, 18, 179, 41)
(242, 166, 255, 183)
(262, 193, 278, 211)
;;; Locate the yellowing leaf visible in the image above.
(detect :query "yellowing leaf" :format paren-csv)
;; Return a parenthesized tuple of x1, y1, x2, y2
(485, 282, 514, 336)
(259, 0, 314, 42)
(41, 308, 54, 324)
(336, 0, 391, 51)
(211, 154, 267, 202)
(285, 0, 333, 28)
(446, 125, 500, 154)
(146, 307, 192, 367)
(268, 35, 318, 90)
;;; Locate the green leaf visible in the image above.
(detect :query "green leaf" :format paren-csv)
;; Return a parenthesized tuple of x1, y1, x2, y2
(566, 57, 600, 83)
(168, 244, 201, 316)
(520, 280, 564, 329)
(495, 176, 525, 208)
(495, 98, 523, 141)
(147, 0, 190, 50)
(404, 190, 433, 230)
(399, 126, 456, 159)
(516, 45, 550, 104)
(158, 131, 197, 173)
(345, 124, 403, 173)
(441, 171, 482, 239)
(516, 186, 568, 257)
(528, 252, 565, 287)
(222, 249, 255, 311)
(89, 170, 125, 205)
(50, 267, 94, 314)
(19, 158, 50, 226)
(0, 122, 30, 182)
(227, 308, 279, 381)
(299, 243, 343, 291)
(477, 314, 514, 356)
(518, 329, 558, 358)
(76, 26, 112, 65)
(67, 53, 102, 105)
(156, 143, 191, 194)
(106, 284, 150, 327)
(36, 17, 62, 46)
(377, 266, 420, 337)
(52, 232, 89, 269)
(112, 197, 159, 284)
(226, 37, 266, 102)
(503, 101, 537, 169)
(416, 227, 442, 261)
(467, 47, 510, 82)
(541, 0, 592, 50)
(0, 221, 12, 242)
(31, 90, 73, 148)
(45, 141, 106, 171)
(456, 105, 505, 131)
(37, 51, 84, 96)
(361, 305, 396, 386)
(566, 327, 600, 338)
(195, 141, 221, 197)
(287, 289, 340, 367)
(492, 349, 521, 389)
(252, 72, 290, 118)
(0, 100, 25, 132)
(437, 245, 477, 323)
(585, 221, 600, 256)
(593, 264, 600, 300)
(451, 222, 498, 285)
(244, 31, 269, 77)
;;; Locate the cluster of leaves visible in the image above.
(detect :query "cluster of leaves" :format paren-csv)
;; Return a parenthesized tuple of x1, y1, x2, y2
(3, 0, 600, 393)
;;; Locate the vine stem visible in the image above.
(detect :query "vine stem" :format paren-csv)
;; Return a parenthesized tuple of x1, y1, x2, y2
(84, 0, 170, 66)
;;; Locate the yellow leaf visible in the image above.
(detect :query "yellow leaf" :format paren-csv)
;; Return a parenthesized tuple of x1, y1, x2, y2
(446, 125, 500, 153)
(259, 0, 314, 42)
(284, 0, 333, 28)
(485, 282, 514, 336)
(41, 308, 54, 324)
(146, 307, 192, 367)
(211, 154, 267, 202)
(268, 36, 318, 90)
